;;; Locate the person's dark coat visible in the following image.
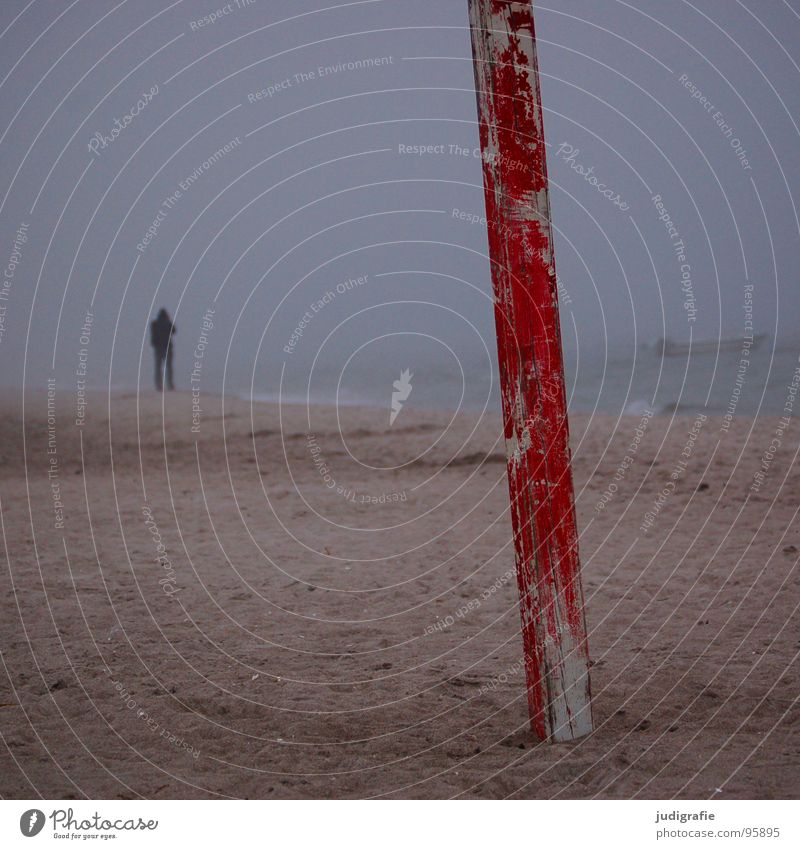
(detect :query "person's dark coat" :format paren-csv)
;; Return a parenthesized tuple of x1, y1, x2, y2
(150, 309, 176, 390)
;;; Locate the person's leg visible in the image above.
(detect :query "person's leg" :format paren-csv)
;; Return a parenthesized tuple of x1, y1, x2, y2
(155, 351, 164, 390)
(166, 347, 174, 390)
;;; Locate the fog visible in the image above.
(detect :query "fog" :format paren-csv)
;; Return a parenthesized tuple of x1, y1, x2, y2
(1, 0, 798, 413)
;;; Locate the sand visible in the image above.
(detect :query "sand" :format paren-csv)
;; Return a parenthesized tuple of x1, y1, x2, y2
(0, 389, 798, 799)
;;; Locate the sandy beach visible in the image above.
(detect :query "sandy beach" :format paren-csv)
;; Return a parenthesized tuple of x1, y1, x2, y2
(0, 389, 797, 799)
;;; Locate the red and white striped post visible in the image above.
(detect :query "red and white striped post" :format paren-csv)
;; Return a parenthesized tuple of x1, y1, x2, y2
(467, 0, 593, 741)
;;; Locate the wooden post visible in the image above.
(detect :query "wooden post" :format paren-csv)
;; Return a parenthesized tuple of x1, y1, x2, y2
(467, 0, 592, 741)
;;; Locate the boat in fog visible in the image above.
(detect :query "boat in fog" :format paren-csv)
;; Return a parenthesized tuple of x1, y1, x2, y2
(650, 334, 767, 356)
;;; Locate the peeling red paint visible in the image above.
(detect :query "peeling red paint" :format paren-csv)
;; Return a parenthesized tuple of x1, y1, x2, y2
(468, 0, 592, 742)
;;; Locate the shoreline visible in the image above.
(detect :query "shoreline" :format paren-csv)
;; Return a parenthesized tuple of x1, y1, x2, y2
(1, 383, 770, 420)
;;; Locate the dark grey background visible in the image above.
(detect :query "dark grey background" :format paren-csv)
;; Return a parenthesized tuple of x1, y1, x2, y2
(0, 0, 797, 413)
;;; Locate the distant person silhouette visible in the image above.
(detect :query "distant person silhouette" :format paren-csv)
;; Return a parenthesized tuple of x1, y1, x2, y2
(150, 309, 176, 391)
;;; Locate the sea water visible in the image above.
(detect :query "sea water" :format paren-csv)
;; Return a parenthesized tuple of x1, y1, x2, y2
(247, 339, 800, 418)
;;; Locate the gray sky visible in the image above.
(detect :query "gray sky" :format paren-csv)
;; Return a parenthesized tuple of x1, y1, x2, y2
(0, 0, 798, 410)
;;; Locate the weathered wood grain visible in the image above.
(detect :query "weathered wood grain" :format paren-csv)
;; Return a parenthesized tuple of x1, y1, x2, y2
(467, 0, 593, 741)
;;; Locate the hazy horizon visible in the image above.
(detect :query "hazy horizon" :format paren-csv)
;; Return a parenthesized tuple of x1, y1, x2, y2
(1, 0, 798, 417)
